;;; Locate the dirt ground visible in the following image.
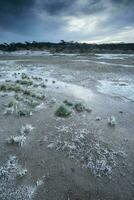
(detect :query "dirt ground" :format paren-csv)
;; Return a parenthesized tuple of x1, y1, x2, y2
(0, 52, 134, 200)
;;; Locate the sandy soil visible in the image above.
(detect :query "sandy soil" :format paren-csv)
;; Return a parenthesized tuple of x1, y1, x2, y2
(0, 52, 134, 200)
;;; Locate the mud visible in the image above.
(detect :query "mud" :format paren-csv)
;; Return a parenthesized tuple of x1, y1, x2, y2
(0, 52, 134, 200)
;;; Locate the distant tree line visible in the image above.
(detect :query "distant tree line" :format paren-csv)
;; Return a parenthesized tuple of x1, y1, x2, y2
(0, 41, 134, 53)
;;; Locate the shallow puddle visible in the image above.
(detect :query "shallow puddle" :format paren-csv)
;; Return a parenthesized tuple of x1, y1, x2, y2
(97, 80, 134, 102)
(0, 64, 94, 103)
(96, 53, 134, 60)
(45, 78, 94, 101)
(93, 60, 134, 68)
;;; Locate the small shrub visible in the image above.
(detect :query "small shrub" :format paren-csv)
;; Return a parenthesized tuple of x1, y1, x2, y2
(74, 103, 92, 113)
(12, 85, 22, 92)
(5, 80, 11, 83)
(64, 100, 74, 106)
(0, 84, 7, 91)
(21, 73, 30, 79)
(74, 103, 85, 112)
(14, 94, 23, 101)
(31, 76, 43, 81)
(30, 100, 40, 108)
(17, 109, 32, 117)
(55, 105, 71, 117)
(8, 100, 17, 107)
(16, 79, 33, 86)
(33, 84, 39, 88)
(40, 83, 47, 88)
(23, 90, 32, 96)
(31, 93, 45, 100)
(0, 83, 22, 92)
(17, 169, 28, 178)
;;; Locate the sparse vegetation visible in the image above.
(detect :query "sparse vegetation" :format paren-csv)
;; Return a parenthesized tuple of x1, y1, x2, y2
(21, 73, 30, 79)
(40, 83, 47, 88)
(17, 169, 28, 178)
(23, 89, 33, 96)
(0, 83, 22, 92)
(5, 80, 11, 83)
(17, 109, 32, 117)
(31, 76, 43, 81)
(14, 94, 23, 101)
(31, 93, 45, 100)
(16, 79, 33, 86)
(23, 89, 45, 100)
(74, 102, 92, 113)
(7, 100, 17, 107)
(74, 103, 85, 112)
(29, 100, 40, 108)
(64, 100, 74, 106)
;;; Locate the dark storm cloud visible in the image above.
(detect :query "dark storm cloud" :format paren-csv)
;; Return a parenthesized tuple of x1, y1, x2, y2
(0, 0, 34, 22)
(0, 1, 34, 18)
(0, 0, 36, 34)
(37, 0, 107, 16)
(0, 0, 133, 42)
(38, 0, 76, 15)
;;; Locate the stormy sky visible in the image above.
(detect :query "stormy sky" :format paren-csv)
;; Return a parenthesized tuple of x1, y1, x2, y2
(0, 0, 134, 43)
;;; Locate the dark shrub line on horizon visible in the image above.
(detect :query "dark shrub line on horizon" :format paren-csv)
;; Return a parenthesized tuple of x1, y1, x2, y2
(0, 41, 134, 53)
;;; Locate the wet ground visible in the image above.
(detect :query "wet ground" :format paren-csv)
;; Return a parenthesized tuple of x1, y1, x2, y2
(0, 52, 134, 200)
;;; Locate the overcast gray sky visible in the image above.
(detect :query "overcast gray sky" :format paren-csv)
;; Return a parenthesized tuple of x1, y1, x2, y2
(0, 0, 134, 43)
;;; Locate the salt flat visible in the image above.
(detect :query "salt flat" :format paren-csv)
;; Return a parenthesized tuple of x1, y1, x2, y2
(0, 52, 134, 200)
